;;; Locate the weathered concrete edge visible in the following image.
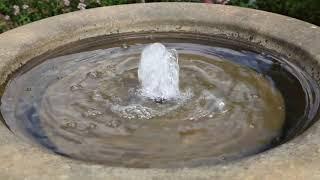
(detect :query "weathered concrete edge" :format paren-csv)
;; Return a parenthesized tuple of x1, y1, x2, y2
(0, 3, 319, 180)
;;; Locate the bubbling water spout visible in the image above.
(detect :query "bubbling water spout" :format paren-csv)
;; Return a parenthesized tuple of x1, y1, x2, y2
(138, 43, 180, 101)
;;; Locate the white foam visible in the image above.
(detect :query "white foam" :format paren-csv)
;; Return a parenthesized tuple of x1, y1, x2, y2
(138, 43, 180, 100)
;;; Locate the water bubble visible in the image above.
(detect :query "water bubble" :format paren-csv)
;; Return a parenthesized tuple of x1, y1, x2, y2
(82, 109, 103, 118)
(70, 84, 83, 91)
(106, 119, 121, 128)
(105, 64, 116, 72)
(128, 88, 136, 95)
(249, 123, 255, 128)
(64, 122, 77, 129)
(110, 96, 122, 103)
(200, 90, 230, 114)
(111, 104, 155, 120)
(92, 91, 104, 102)
(216, 100, 226, 111)
(87, 71, 102, 79)
(121, 43, 129, 49)
(178, 124, 204, 135)
(219, 156, 226, 161)
(88, 123, 97, 129)
(250, 94, 259, 99)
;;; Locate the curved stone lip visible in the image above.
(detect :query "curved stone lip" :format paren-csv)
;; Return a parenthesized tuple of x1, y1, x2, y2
(0, 2, 319, 179)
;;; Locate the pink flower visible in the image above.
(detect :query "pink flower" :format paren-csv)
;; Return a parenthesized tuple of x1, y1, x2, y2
(4, 15, 10, 21)
(77, 3, 87, 10)
(13, 5, 20, 16)
(63, 0, 70, 6)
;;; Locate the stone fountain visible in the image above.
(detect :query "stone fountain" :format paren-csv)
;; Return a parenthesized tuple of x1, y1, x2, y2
(0, 3, 319, 179)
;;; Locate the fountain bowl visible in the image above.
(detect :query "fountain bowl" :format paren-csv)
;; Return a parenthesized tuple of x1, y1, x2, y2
(0, 3, 319, 179)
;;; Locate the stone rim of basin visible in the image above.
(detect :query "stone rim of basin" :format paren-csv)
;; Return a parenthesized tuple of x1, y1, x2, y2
(0, 3, 319, 179)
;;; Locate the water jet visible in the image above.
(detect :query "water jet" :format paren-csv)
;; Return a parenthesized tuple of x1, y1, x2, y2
(139, 43, 180, 101)
(0, 3, 319, 179)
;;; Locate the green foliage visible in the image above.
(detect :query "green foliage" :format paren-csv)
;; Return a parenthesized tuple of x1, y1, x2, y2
(0, 0, 319, 33)
(228, 0, 257, 8)
(0, 0, 130, 33)
(229, 0, 320, 26)
(145, 0, 200, 2)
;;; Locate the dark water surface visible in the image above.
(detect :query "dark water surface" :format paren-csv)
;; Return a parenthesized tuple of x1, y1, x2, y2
(1, 33, 319, 168)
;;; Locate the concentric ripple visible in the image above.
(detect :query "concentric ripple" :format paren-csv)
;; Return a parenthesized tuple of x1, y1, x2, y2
(1, 41, 288, 168)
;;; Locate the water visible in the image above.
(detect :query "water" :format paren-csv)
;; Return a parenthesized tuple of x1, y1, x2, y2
(138, 43, 180, 101)
(1, 33, 319, 168)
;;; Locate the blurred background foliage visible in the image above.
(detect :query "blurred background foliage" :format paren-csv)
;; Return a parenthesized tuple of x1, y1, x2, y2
(229, 0, 320, 26)
(0, 0, 319, 33)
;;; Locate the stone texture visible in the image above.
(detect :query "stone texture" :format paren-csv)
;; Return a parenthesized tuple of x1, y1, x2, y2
(0, 3, 319, 179)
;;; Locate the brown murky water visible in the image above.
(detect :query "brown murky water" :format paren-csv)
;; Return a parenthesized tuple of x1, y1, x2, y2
(2, 33, 319, 168)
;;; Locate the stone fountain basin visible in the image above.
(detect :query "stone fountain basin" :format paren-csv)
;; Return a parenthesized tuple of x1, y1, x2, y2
(0, 3, 319, 179)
